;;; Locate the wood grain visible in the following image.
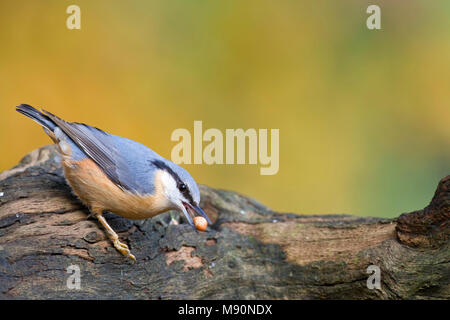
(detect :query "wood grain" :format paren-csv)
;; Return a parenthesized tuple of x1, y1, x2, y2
(0, 145, 448, 299)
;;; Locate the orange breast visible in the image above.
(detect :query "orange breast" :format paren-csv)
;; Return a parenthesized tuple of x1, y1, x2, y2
(62, 158, 172, 220)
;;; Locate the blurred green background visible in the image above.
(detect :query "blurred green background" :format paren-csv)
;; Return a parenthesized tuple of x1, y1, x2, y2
(0, 1, 449, 218)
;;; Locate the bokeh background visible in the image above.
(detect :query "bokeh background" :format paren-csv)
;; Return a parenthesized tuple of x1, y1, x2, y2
(0, 1, 449, 218)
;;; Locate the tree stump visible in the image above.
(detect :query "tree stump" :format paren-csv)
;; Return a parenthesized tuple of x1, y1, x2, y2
(0, 145, 448, 299)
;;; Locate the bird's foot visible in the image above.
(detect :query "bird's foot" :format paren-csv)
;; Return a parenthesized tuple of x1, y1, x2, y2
(94, 213, 137, 263)
(113, 239, 136, 263)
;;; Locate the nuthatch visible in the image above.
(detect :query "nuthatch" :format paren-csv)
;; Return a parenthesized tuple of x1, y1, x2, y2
(16, 104, 211, 262)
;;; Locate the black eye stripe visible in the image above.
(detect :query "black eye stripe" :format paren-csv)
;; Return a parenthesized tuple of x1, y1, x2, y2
(151, 160, 194, 204)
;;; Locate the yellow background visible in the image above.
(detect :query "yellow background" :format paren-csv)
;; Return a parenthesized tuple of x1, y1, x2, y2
(0, 1, 449, 217)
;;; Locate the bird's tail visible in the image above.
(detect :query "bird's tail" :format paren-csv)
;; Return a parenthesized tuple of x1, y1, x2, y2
(16, 104, 56, 132)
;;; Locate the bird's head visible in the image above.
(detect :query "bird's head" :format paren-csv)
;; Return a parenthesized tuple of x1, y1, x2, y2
(152, 159, 211, 229)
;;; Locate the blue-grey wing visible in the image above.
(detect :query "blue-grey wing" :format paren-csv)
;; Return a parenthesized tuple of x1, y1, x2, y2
(42, 109, 158, 195)
(112, 135, 165, 195)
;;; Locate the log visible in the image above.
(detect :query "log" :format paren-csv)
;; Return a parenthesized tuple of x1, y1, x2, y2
(0, 145, 448, 299)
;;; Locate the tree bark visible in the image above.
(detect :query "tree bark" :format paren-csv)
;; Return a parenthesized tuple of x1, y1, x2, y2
(0, 145, 448, 299)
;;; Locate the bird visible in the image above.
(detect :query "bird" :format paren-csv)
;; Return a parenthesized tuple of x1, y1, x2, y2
(16, 104, 211, 262)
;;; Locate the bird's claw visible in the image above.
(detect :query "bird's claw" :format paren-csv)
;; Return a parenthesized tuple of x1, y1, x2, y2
(113, 239, 136, 263)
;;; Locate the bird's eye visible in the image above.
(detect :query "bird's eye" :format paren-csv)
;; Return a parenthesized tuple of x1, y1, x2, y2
(179, 183, 187, 191)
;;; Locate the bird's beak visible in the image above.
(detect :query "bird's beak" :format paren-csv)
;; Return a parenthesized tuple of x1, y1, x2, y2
(190, 203, 212, 225)
(182, 201, 212, 227)
(180, 203, 195, 228)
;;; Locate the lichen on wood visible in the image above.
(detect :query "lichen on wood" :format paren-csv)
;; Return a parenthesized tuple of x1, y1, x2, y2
(0, 145, 448, 299)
